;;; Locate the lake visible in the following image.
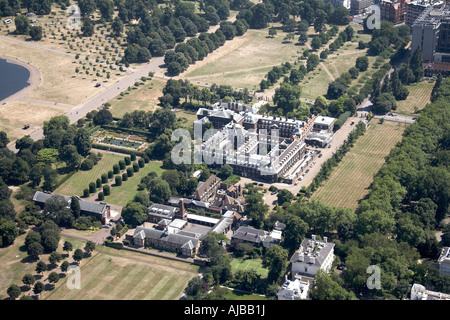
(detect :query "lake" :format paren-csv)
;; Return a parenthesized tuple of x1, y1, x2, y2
(0, 57, 31, 101)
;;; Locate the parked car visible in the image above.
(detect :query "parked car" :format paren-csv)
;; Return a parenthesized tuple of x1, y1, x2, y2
(318, 154, 323, 158)
(328, 144, 332, 148)
(4, 19, 12, 24)
(306, 169, 310, 173)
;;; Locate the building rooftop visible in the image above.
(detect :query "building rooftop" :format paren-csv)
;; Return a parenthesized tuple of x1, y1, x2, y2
(33, 191, 107, 215)
(290, 236, 335, 267)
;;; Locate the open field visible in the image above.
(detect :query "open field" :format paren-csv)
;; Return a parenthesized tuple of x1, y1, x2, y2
(0, 36, 126, 106)
(311, 120, 406, 210)
(175, 109, 198, 129)
(0, 100, 65, 141)
(109, 78, 167, 118)
(180, 26, 304, 90)
(55, 152, 124, 197)
(230, 258, 268, 278)
(43, 245, 199, 300)
(396, 81, 434, 115)
(0, 233, 87, 300)
(102, 161, 164, 206)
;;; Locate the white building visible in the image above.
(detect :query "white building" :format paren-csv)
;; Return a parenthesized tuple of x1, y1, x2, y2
(325, 0, 351, 9)
(410, 283, 450, 300)
(290, 235, 335, 278)
(438, 246, 450, 276)
(277, 276, 310, 300)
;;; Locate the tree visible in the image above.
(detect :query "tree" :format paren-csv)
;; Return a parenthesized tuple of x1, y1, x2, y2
(0, 219, 18, 245)
(262, 245, 288, 283)
(93, 109, 113, 126)
(373, 92, 397, 114)
(268, 28, 277, 38)
(310, 270, 357, 300)
(22, 274, 36, 290)
(410, 46, 423, 82)
(84, 240, 96, 255)
(35, 260, 48, 275)
(33, 281, 44, 296)
(63, 240, 73, 254)
(73, 248, 84, 263)
(7, 284, 21, 300)
(273, 82, 302, 114)
(48, 272, 60, 285)
(49, 252, 62, 265)
(307, 54, 320, 72)
(111, 16, 124, 37)
(14, 15, 30, 34)
(311, 37, 322, 50)
(121, 202, 147, 227)
(217, 164, 233, 180)
(60, 145, 82, 170)
(282, 215, 308, 252)
(277, 189, 294, 205)
(27, 241, 44, 259)
(74, 128, 91, 157)
(61, 261, 70, 272)
(81, 16, 94, 37)
(29, 25, 43, 40)
(355, 56, 369, 71)
(149, 178, 172, 204)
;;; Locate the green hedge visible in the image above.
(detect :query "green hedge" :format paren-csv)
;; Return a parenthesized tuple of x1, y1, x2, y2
(92, 143, 145, 156)
(333, 111, 351, 131)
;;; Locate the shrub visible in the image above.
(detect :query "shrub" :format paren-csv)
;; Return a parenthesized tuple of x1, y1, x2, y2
(103, 185, 110, 196)
(138, 158, 144, 168)
(126, 167, 134, 177)
(96, 178, 102, 188)
(83, 189, 89, 197)
(101, 173, 108, 183)
(122, 172, 128, 181)
(119, 160, 126, 170)
(89, 182, 96, 193)
(80, 159, 95, 171)
(133, 162, 139, 172)
(115, 175, 122, 186)
(107, 171, 114, 179)
(113, 164, 120, 174)
(124, 156, 131, 165)
(130, 153, 136, 161)
(98, 192, 104, 201)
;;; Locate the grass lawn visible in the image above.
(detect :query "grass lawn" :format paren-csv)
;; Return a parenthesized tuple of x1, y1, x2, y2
(42, 245, 199, 300)
(174, 109, 198, 129)
(222, 288, 269, 300)
(181, 26, 304, 90)
(396, 81, 434, 115)
(0, 233, 88, 300)
(311, 120, 406, 210)
(109, 77, 167, 118)
(103, 161, 164, 206)
(230, 258, 269, 278)
(55, 152, 124, 197)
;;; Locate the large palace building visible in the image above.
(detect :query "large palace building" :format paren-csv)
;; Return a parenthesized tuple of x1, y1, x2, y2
(194, 101, 333, 183)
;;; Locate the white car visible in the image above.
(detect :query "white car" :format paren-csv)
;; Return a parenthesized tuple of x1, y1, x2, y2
(4, 19, 12, 24)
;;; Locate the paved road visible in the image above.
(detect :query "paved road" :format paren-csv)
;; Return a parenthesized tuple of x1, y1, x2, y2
(8, 56, 165, 152)
(375, 114, 416, 124)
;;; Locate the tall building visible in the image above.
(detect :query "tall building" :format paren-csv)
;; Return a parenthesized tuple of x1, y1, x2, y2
(350, 0, 373, 15)
(411, 4, 450, 62)
(406, 0, 434, 26)
(380, 0, 411, 24)
(324, 0, 351, 9)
